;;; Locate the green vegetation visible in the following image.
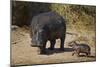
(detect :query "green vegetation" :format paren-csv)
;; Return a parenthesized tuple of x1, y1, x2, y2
(12, 1, 96, 32)
(50, 4, 96, 31)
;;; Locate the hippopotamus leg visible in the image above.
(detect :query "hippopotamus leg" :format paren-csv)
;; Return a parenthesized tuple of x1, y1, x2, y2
(39, 41, 47, 54)
(60, 36, 65, 51)
(48, 39, 56, 50)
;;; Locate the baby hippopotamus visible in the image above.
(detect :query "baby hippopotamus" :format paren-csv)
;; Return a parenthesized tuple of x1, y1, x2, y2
(68, 41, 91, 57)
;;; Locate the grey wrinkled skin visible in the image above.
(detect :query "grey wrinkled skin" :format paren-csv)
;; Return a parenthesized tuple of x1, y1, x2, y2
(68, 41, 91, 57)
(30, 11, 66, 54)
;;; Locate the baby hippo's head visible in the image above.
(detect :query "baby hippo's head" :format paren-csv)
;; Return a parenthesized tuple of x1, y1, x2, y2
(68, 41, 77, 47)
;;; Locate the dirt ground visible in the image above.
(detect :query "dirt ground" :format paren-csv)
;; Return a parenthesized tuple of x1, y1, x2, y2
(11, 26, 96, 66)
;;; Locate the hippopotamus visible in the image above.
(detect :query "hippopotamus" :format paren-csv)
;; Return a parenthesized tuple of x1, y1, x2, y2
(30, 11, 66, 54)
(68, 41, 91, 57)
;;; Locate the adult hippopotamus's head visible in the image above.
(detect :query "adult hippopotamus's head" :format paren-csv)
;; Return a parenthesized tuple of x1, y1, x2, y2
(31, 29, 46, 47)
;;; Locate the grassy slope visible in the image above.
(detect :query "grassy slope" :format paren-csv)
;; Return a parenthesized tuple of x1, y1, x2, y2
(50, 4, 96, 47)
(50, 4, 96, 31)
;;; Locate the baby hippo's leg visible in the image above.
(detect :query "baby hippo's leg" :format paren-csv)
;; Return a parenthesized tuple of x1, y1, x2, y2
(86, 51, 90, 57)
(76, 50, 80, 57)
(72, 51, 76, 56)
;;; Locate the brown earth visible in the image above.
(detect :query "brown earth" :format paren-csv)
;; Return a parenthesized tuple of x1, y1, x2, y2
(11, 26, 96, 66)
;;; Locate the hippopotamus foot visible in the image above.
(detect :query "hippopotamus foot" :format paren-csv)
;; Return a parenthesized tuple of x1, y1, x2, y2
(48, 40, 55, 50)
(39, 48, 47, 54)
(59, 43, 65, 51)
(48, 47, 54, 50)
(40, 50, 47, 54)
(39, 45, 47, 54)
(59, 37, 65, 51)
(59, 48, 65, 51)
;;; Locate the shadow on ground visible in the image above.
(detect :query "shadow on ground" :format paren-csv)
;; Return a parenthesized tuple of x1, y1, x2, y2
(78, 55, 96, 58)
(39, 48, 96, 58)
(39, 48, 74, 55)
